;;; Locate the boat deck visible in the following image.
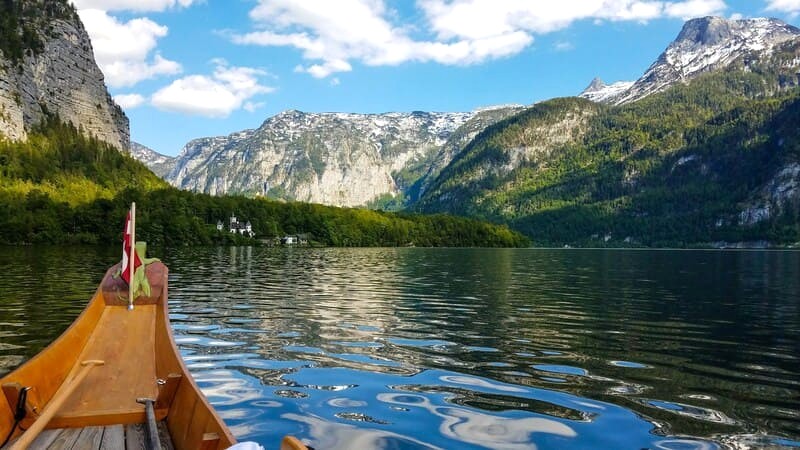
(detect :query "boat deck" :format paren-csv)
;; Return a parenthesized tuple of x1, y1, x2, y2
(10, 422, 174, 450)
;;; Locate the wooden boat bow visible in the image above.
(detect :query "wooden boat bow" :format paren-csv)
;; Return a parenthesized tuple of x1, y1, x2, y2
(0, 261, 304, 450)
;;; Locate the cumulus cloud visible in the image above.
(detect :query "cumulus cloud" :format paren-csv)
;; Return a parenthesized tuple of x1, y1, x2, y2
(765, 0, 800, 14)
(230, 0, 728, 78)
(71, 0, 197, 12)
(114, 93, 146, 109)
(78, 9, 181, 87)
(151, 62, 274, 117)
(663, 0, 727, 19)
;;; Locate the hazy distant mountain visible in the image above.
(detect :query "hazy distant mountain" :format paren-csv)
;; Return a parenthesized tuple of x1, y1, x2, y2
(130, 142, 175, 178)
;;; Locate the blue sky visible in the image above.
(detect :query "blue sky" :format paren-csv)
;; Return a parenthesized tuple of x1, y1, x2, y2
(70, 1, 800, 156)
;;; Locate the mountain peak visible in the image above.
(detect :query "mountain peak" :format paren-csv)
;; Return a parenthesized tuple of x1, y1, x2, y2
(579, 79, 634, 103)
(596, 16, 800, 105)
(582, 77, 606, 94)
(675, 16, 799, 48)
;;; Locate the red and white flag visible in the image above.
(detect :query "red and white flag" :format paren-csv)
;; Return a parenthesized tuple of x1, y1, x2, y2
(121, 210, 141, 284)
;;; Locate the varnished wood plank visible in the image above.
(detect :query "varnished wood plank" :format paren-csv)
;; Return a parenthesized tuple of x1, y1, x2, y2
(24, 428, 60, 450)
(1, 262, 236, 450)
(165, 381, 197, 450)
(157, 422, 174, 450)
(124, 424, 147, 450)
(99, 425, 124, 449)
(72, 426, 103, 450)
(44, 427, 81, 450)
(44, 410, 150, 429)
(62, 306, 158, 421)
(154, 374, 182, 410)
(198, 433, 219, 450)
(8, 361, 104, 450)
(0, 273, 108, 441)
(183, 412, 213, 450)
(3, 383, 42, 428)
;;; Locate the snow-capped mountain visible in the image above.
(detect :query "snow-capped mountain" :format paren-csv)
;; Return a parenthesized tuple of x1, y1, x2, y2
(157, 108, 521, 207)
(129, 142, 175, 178)
(579, 78, 634, 103)
(583, 16, 800, 104)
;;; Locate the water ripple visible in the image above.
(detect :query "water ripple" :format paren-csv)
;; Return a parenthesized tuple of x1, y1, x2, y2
(2, 247, 799, 449)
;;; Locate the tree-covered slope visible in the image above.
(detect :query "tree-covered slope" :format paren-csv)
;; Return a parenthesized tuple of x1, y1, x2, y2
(0, 119, 528, 247)
(417, 63, 800, 246)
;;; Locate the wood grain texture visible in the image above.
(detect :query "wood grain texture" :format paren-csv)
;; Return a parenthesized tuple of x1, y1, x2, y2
(44, 427, 81, 450)
(23, 428, 60, 450)
(99, 424, 124, 449)
(199, 433, 220, 450)
(74, 426, 104, 450)
(7, 361, 104, 450)
(125, 423, 147, 450)
(157, 421, 175, 450)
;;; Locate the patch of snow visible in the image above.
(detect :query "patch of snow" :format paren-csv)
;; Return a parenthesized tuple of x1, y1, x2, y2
(580, 81, 634, 103)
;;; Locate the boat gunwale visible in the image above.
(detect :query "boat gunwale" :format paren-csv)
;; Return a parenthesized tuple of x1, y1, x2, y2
(0, 263, 237, 450)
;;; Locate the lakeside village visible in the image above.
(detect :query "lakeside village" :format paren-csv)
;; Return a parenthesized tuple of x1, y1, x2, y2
(217, 214, 310, 246)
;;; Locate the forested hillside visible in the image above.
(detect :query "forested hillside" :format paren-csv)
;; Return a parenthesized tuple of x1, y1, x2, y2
(417, 67, 800, 247)
(0, 119, 528, 247)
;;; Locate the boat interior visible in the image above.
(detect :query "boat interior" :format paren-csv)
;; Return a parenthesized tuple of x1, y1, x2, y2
(0, 263, 235, 450)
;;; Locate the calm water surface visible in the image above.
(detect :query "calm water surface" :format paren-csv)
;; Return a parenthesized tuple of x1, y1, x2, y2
(1, 247, 799, 449)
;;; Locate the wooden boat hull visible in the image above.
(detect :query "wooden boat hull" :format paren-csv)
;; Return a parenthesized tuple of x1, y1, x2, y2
(0, 262, 236, 449)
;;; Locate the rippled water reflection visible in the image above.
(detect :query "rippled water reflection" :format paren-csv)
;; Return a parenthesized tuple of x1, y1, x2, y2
(1, 247, 799, 449)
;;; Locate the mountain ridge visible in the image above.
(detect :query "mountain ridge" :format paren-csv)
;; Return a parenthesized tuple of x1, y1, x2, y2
(417, 17, 800, 246)
(148, 106, 524, 208)
(581, 16, 800, 105)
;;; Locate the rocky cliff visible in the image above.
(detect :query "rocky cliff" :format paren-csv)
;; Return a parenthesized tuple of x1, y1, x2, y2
(130, 142, 175, 178)
(0, 0, 129, 150)
(158, 108, 521, 208)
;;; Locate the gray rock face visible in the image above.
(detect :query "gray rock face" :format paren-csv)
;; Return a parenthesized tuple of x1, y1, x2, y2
(130, 142, 175, 178)
(583, 17, 800, 105)
(0, 11, 129, 150)
(155, 108, 521, 208)
(413, 105, 525, 202)
(739, 163, 800, 226)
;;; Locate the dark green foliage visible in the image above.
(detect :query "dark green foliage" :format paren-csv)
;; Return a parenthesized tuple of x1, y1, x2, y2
(0, 120, 529, 248)
(0, 0, 76, 63)
(417, 69, 800, 247)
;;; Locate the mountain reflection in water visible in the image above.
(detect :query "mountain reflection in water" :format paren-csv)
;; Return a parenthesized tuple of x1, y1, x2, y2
(1, 247, 798, 449)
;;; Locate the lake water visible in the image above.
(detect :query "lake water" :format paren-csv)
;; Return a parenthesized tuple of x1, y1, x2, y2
(1, 247, 798, 449)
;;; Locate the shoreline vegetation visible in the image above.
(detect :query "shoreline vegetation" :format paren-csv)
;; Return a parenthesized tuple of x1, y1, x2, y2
(0, 118, 529, 248)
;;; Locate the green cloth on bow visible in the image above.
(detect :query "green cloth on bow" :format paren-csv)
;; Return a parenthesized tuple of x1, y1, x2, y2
(115, 242, 160, 299)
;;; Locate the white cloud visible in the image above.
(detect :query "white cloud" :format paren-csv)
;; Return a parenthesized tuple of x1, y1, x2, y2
(765, 0, 800, 14)
(151, 62, 274, 117)
(114, 93, 146, 109)
(663, 0, 727, 19)
(231, 0, 728, 78)
(243, 101, 266, 112)
(71, 0, 197, 12)
(78, 9, 181, 87)
(554, 41, 575, 52)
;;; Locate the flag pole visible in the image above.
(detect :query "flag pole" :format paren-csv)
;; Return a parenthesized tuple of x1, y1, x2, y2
(128, 202, 136, 311)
